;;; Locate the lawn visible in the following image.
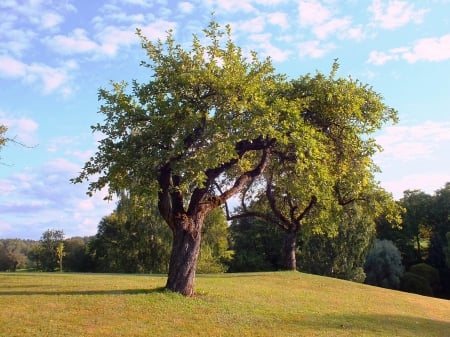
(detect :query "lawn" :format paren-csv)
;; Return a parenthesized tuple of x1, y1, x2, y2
(0, 271, 449, 336)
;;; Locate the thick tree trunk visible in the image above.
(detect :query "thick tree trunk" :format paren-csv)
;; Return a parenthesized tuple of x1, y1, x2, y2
(282, 229, 297, 271)
(165, 215, 203, 296)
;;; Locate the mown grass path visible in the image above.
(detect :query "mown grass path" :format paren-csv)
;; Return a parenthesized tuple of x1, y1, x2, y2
(0, 272, 449, 336)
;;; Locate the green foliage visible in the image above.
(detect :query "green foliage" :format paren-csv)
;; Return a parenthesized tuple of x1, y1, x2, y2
(401, 272, 433, 296)
(89, 194, 172, 273)
(299, 203, 376, 283)
(0, 125, 7, 158)
(63, 237, 92, 272)
(34, 229, 65, 272)
(227, 216, 284, 272)
(408, 263, 440, 295)
(364, 239, 404, 289)
(197, 207, 230, 273)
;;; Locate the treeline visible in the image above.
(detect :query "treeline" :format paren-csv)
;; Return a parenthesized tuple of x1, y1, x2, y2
(1, 183, 449, 299)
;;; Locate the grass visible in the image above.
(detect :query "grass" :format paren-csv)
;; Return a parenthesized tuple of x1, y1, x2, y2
(0, 271, 449, 336)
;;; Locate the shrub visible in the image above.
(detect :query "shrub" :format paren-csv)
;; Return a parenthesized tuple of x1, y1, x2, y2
(364, 239, 404, 289)
(409, 263, 440, 295)
(401, 272, 433, 296)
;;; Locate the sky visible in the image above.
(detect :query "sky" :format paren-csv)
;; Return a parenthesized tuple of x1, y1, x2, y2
(1, 0, 450, 240)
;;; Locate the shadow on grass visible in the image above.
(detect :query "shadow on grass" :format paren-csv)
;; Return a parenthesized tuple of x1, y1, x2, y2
(296, 313, 450, 336)
(0, 287, 168, 296)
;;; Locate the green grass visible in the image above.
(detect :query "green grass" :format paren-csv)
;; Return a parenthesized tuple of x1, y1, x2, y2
(0, 272, 449, 336)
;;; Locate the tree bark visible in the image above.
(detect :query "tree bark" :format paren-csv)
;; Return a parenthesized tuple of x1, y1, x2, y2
(282, 229, 297, 271)
(165, 214, 204, 296)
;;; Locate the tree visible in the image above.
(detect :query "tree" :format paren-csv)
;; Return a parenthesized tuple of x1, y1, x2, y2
(38, 229, 65, 272)
(63, 237, 92, 272)
(0, 125, 7, 155)
(88, 194, 172, 273)
(73, 20, 397, 296)
(226, 63, 399, 270)
(228, 215, 284, 272)
(197, 207, 230, 273)
(56, 242, 66, 272)
(364, 239, 404, 289)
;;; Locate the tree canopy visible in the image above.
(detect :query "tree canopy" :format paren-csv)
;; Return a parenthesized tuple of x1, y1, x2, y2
(74, 20, 398, 296)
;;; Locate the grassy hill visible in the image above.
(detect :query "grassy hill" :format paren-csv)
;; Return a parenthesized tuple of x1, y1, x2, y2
(0, 271, 448, 336)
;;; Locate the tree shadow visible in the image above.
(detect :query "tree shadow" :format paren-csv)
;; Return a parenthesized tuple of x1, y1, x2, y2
(295, 313, 450, 336)
(0, 287, 167, 296)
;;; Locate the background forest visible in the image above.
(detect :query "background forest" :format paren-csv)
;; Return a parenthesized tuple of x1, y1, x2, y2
(1, 182, 449, 299)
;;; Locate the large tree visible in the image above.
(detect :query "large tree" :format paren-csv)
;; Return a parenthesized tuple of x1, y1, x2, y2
(227, 64, 400, 270)
(74, 21, 397, 296)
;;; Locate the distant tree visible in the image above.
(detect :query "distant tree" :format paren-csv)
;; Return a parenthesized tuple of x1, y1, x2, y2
(56, 242, 66, 272)
(364, 239, 404, 289)
(0, 125, 8, 159)
(89, 193, 172, 273)
(228, 215, 284, 272)
(0, 243, 17, 271)
(38, 229, 65, 272)
(63, 237, 92, 272)
(197, 207, 230, 273)
(399, 190, 433, 264)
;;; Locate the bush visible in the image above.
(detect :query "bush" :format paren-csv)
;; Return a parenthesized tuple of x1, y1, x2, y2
(401, 272, 433, 296)
(409, 263, 440, 295)
(364, 239, 404, 289)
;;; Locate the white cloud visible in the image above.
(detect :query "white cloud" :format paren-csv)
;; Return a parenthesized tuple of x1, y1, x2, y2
(402, 34, 450, 63)
(178, 1, 194, 13)
(298, 0, 363, 41)
(0, 55, 26, 77)
(45, 29, 100, 54)
(298, 40, 335, 58)
(368, 34, 450, 65)
(267, 12, 290, 29)
(376, 121, 450, 161)
(0, 114, 38, 145)
(299, 0, 332, 26)
(239, 16, 266, 33)
(368, 0, 428, 29)
(313, 17, 351, 40)
(204, 0, 255, 12)
(379, 172, 450, 200)
(0, 55, 73, 95)
(250, 34, 292, 61)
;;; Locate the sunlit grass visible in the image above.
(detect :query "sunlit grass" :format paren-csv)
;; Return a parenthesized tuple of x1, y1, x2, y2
(0, 272, 449, 336)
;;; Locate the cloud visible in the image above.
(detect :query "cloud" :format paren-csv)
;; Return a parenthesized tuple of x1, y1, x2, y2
(0, 157, 115, 239)
(178, 1, 195, 14)
(376, 121, 450, 161)
(378, 172, 450, 200)
(0, 0, 75, 56)
(297, 0, 363, 41)
(46, 19, 176, 58)
(298, 0, 332, 26)
(297, 40, 335, 58)
(402, 34, 450, 63)
(267, 12, 290, 29)
(249, 33, 292, 61)
(0, 55, 73, 95)
(368, 0, 428, 29)
(368, 34, 450, 64)
(203, 0, 255, 12)
(0, 114, 39, 145)
(45, 29, 100, 55)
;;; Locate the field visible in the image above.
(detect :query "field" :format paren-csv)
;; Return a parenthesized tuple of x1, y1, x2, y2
(0, 271, 449, 336)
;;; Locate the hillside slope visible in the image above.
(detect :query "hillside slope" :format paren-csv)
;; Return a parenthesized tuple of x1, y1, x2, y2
(0, 271, 448, 336)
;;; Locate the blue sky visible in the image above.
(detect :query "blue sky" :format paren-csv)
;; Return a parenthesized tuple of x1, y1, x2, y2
(1, 0, 450, 239)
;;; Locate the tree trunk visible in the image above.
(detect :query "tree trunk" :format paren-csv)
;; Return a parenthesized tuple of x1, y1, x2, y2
(282, 229, 297, 271)
(165, 215, 203, 296)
